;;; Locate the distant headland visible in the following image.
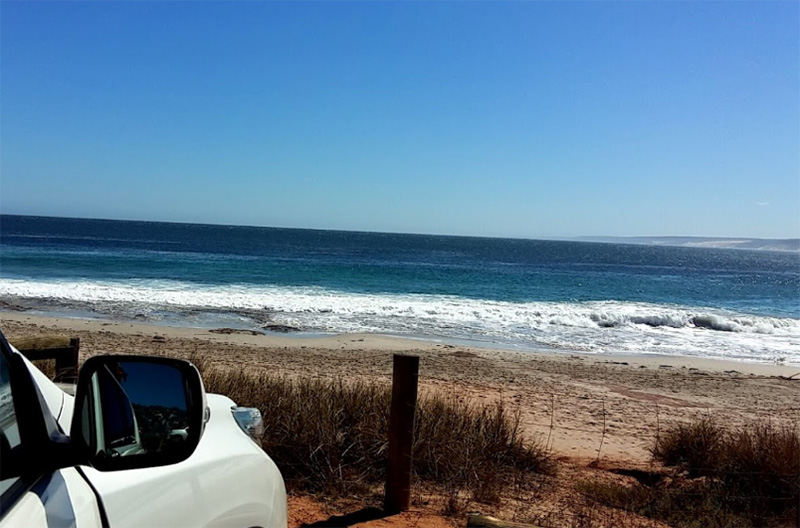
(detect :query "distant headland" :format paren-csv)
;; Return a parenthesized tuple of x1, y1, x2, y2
(575, 236, 800, 253)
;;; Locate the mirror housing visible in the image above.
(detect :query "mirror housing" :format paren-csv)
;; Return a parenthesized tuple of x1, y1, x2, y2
(71, 355, 207, 471)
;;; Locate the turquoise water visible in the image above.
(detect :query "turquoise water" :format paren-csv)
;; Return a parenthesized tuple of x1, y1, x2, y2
(1, 215, 798, 363)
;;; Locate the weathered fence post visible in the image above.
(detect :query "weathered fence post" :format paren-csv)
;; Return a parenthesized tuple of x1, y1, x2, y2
(55, 337, 80, 383)
(384, 354, 419, 514)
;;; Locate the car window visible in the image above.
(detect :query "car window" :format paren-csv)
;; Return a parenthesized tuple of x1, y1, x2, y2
(97, 363, 139, 454)
(0, 352, 21, 496)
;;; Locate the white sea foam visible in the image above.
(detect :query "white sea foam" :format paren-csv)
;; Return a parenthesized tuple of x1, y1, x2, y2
(1, 277, 798, 364)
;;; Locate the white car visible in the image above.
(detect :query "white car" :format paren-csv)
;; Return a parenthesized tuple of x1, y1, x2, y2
(0, 331, 287, 527)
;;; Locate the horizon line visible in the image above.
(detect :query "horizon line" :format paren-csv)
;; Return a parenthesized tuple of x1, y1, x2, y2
(1, 212, 798, 244)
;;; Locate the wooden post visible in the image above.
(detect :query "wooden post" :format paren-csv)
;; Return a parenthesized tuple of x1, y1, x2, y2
(55, 337, 80, 383)
(384, 354, 419, 514)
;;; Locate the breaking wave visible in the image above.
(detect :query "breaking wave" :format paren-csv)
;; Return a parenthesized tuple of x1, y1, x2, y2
(1, 277, 798, 364)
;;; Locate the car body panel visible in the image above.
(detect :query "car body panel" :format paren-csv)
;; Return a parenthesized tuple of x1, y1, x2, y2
(58, 468, 104, 528)
(0, 469, 101, 528)
(79, 393, 287, 528)
(1, 492, 48, 527)
(1, 344, 287, 528)
(18, 353, 66, 429)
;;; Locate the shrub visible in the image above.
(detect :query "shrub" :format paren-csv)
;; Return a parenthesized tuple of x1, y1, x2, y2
(716, 423, 799, 520)
(651, 416, 722, 478)
(584, 418, 799, 527)
(414, 393, 553, 504)
(577, 480, 750, 528)
(199, 362, 552, 508)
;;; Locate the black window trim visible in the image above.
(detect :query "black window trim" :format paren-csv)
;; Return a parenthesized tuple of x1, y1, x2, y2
(0, 335, 50, 519)
(0, 331, 108, 527)
(0, 474, 47, 522)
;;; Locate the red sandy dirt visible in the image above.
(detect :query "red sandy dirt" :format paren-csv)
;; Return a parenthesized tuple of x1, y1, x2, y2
(2, 315, 796, 528)
(288, 496, 458, 528)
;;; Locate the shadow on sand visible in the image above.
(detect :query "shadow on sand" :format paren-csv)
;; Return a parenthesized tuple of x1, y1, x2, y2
(302, 506, 391, 527)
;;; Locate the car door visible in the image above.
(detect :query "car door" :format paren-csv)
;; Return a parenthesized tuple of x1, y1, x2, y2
(0, 349, 105, 528)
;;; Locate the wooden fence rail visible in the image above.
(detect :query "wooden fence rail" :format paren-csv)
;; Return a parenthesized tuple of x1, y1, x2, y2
(12, 336, 80, 383)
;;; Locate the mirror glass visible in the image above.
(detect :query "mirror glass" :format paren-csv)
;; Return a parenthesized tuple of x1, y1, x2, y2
(85, 361, 190, 459)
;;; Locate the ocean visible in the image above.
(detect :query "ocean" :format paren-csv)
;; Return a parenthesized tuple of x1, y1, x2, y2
(1, 215, 798, 364)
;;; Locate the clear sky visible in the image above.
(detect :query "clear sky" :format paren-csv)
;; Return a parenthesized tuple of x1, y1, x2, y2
(1, 1, 798, 239)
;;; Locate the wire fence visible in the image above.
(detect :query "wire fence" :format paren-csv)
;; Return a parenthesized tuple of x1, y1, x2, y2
(269, 380, 799, 527)
(19, 331, 800, 527)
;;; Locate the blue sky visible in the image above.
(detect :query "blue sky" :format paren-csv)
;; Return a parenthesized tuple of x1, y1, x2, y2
(1, 1, 798, 239)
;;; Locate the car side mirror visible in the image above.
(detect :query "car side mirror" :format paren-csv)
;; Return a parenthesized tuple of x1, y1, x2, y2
(71, 355, 207, 471)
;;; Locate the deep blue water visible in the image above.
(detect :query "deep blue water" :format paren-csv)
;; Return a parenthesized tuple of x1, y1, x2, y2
(1, 215, 799, 363)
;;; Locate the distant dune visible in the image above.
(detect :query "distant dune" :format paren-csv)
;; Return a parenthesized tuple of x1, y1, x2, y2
(576, 236, 800, 253)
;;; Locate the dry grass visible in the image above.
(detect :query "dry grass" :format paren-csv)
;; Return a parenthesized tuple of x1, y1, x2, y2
(651, 416, 722, 478)
(197, 358, 553, 512)
(205, 366, 389, 495)
(580, 418, 800, 527)
(12, 336, 73, 350)
(577, 479, 751, 528)
(31, 359, 56, 379)
(415, 393, 553, 505)
(30, 347, 552, 515)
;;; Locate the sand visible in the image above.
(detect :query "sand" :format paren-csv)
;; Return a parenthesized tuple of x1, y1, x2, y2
(2, 311, 798, 526)
(2, 311, 796, 463)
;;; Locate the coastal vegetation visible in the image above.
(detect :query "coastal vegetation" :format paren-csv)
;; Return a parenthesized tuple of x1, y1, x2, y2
(188, 356, 800, 526)
(197, 356, 554, 510)
(15, 323, 799, 527)
(580, 418, 800, 527)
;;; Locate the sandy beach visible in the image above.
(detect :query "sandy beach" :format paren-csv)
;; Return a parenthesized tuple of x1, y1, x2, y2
(3, 311, 797, 463)
(2, 311, 798, 526)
